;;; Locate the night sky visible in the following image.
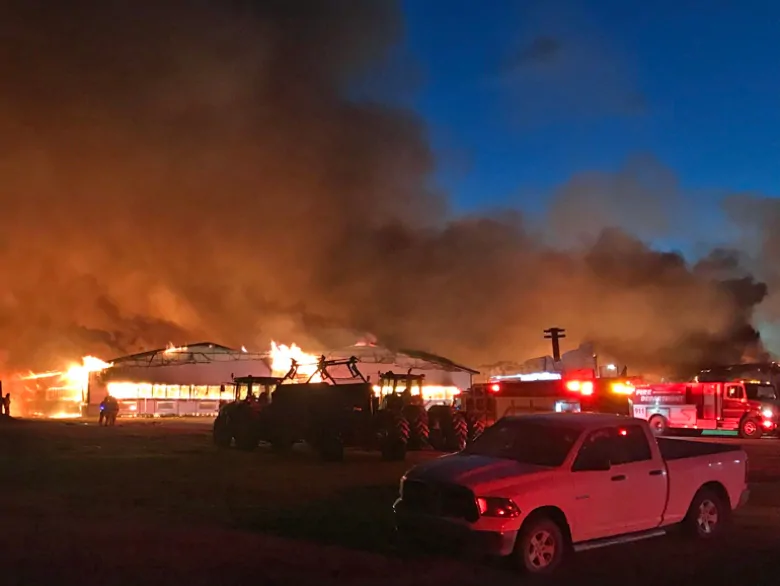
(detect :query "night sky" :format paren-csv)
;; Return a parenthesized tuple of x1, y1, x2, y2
(403, 0, 780, 254)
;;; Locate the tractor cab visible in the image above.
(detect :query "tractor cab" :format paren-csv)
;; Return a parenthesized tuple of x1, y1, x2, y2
(230, 375, 283, 407)
(376, 370, 425, 412)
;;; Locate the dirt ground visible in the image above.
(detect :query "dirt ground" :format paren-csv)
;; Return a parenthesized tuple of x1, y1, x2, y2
(1, 417, 779, 585)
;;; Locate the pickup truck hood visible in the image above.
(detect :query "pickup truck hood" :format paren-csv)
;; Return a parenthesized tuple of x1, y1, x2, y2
(406, 453, 552, 493)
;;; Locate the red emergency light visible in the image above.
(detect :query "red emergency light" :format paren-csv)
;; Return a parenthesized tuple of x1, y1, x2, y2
(565, 380, 594, 396)
(490, 383, 501, 393)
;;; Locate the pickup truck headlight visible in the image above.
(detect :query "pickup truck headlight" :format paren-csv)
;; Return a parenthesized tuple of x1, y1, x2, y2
(476, 496, 521, 518)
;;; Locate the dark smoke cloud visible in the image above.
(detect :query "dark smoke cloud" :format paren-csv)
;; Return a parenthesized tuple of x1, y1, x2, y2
(0, 1, 768, 377)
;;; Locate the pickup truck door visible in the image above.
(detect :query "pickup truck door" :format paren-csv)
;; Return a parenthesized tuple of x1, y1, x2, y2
(608, 424, 668, 533)
(569, 428, 628, 542)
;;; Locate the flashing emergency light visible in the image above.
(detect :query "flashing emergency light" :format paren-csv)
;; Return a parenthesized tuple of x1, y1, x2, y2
(490, 383, 501, 393)
(565, 380, 594, 396)
(611, 381, 634, 395)
(491, 372, 562, 382)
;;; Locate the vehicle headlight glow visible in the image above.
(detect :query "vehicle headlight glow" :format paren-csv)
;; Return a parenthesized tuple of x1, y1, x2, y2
(762, 408, 773, 418)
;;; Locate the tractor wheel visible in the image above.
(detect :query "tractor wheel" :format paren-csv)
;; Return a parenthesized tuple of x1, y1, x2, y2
(449, 411, 468, 452)
(380, 413, 409, 461)
(318, 433, 345, 462)
(403, 405, 429, 450)
(234, 428, 258, 451)
(233, 412, 258, 451)
(213, 414, 232, 449)
(466, 414, 485, 444)
(426, 405, 450, 451)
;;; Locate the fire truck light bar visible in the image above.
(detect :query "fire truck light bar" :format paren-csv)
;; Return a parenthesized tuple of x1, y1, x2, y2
(491, 372, 563, 382)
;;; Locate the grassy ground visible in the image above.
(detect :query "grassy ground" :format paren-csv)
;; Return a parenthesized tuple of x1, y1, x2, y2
(1, 417, 780, 585)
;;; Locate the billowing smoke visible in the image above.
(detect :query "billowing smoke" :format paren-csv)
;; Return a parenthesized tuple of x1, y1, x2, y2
(0, 1, 769, 376)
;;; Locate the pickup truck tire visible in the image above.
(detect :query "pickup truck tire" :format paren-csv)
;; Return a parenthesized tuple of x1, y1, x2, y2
(739, 417, 762, 439)
(514, 516, 566, 575)
(683, 487, 730, 539)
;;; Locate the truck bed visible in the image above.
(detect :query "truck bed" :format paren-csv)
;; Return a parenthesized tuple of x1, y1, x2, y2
(657, 437, 742, 461)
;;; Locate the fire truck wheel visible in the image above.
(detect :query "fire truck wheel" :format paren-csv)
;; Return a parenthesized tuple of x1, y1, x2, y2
(739, 417, 762, 439)
(683, 487, 729, 539)
(212, 415, 232, 449)
(647, 414, 668, 436)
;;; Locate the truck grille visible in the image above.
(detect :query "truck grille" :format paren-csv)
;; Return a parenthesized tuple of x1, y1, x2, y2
(402, 480, 478, 522)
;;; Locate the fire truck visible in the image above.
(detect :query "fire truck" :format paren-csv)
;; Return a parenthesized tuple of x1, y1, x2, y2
(629, 379, 779, 439)
(458, 369, 637, 427)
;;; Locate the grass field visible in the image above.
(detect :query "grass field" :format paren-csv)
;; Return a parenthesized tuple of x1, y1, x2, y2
(2, 417, 780, 585)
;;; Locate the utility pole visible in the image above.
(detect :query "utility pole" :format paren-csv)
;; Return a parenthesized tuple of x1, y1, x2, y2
(544, 327, 566, 362)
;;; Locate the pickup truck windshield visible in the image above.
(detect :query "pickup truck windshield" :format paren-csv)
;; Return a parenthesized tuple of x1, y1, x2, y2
(462, 419, 582, 467)
(745, 383, 777, 400)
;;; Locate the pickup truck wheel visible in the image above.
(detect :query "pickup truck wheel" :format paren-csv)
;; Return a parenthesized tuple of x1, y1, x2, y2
(739, 417, 762, 439)
(684, 488, 729, 539)
(515, 517, 565, 575)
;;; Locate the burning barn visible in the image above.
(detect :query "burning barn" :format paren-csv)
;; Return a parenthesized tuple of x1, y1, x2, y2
(86, 342, 272, 417)
(86, 341, 478, 418)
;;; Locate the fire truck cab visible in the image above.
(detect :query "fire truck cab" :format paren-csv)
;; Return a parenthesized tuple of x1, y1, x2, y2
(630, 379, 779, 439)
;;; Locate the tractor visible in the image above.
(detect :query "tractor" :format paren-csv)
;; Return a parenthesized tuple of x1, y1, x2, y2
(212, 356, 411, 462)
(212, 374, 286, 450)
(377, 370, 476, 452)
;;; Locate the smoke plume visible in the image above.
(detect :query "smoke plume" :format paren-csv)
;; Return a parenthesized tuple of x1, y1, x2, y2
(0, 1, 769, 376)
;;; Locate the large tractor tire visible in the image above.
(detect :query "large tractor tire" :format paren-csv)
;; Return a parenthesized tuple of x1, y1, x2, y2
(450, 411, 468, 452)
(213, 413, 232, 448)
(232, 408, 259, 451)
(426, 405, 450, 451)
(380, 413, 410, 461)
(318, 433, 345, 461)
(402, 404, 429, 450)
(466, 413, 485, 444)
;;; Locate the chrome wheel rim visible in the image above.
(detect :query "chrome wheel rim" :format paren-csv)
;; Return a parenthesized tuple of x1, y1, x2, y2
(526, 530, 556, 569)
(696, 499, 719, 534)
(743, 421, 757, 435)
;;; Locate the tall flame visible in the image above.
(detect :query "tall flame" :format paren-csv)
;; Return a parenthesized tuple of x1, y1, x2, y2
(63, 356, 114, 389)
(269, 341, 322, 382)
(16, 355, 114, 416)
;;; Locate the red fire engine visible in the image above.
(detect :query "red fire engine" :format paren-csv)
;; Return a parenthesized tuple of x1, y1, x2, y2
(630, 379, 779, 439)
(459, 369, 638, 426)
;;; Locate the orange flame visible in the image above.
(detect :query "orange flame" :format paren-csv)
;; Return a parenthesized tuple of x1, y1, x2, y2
(17, 356, 114, 412)
(164, 342, 187, 354)
(269, 341, 322, 382)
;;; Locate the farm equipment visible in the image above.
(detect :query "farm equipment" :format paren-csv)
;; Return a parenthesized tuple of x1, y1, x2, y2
(212, 374, 285, 450)
(377, 370, 473, 452)
(212, 357, 412, 461)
